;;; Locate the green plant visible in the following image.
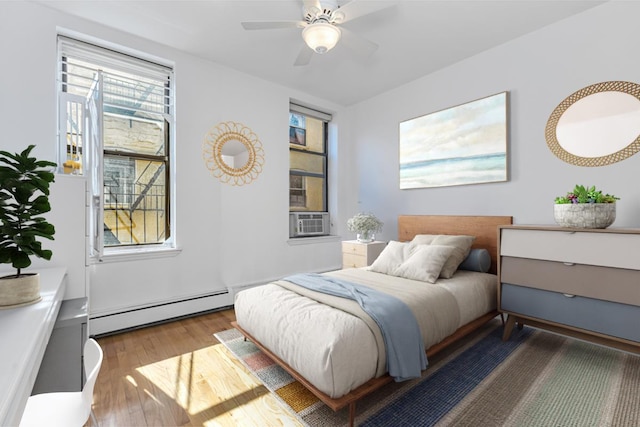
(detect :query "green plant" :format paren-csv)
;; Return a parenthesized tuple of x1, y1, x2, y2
(347, 212, 383, 233)
(0, 145, 56, 277)
(554, 184, 619, 204)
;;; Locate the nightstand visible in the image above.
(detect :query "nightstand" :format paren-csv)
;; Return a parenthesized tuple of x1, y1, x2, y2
(342, 240, 386, 269)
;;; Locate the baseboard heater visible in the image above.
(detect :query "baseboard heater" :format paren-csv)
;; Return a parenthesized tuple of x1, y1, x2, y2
(90, 290, 232, 336)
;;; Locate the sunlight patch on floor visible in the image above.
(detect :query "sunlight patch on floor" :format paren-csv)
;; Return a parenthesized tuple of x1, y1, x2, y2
(125, 374, 137, 387)
(135, 342, 264, 417)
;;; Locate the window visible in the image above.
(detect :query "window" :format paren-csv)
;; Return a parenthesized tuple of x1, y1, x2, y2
(289, 104, 331, 212)
(57, 36, 175, 259)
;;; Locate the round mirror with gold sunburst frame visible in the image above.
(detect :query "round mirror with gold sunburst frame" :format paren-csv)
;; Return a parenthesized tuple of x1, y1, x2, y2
(545, 81, 640, 167)
(202, 121, 265, 186)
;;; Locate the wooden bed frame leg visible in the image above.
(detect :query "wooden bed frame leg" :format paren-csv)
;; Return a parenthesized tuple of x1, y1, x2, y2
(500, 312, 505, 326)
(348, 402, 356, 427)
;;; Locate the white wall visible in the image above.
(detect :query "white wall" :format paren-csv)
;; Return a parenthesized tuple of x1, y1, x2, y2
(349, 1, 640, 241)
(0, 2, 349, 326)
(3, 1, 638, 330)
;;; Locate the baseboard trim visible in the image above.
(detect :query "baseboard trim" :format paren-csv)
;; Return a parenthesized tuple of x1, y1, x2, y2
(90, 291, 232, 336)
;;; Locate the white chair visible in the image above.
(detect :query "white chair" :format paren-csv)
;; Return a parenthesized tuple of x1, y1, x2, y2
(20, 338, 103, 427)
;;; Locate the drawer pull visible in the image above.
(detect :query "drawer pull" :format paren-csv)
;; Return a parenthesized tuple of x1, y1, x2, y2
(563, 293, 576, 298)
(563, 262, 575, 266)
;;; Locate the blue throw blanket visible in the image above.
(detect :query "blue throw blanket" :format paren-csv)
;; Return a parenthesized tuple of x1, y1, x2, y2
(283, 273, 428, 381)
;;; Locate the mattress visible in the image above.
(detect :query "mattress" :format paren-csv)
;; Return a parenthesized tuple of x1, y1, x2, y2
(234, 268, 497, 398)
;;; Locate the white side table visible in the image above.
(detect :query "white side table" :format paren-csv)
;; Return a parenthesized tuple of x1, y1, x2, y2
(342, 240, 386, 268)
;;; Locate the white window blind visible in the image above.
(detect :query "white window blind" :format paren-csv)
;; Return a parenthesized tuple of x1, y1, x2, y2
(58, 36, 173, 116)
(290, 102, 332, 122)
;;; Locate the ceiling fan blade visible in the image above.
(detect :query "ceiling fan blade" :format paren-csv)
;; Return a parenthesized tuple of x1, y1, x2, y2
(337, 0, 396, 24)
(294, 45, 314, 67)
(339, 27, 378, 57)
(241, 21, 305, 30)
(302, 0, 321, 13)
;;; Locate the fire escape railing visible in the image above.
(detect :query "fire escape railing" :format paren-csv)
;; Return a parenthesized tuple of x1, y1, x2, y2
(103, 176, 166, 246)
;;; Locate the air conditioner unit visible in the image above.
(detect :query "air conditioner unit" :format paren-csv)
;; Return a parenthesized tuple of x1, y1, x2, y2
(289, 212, 330, 237)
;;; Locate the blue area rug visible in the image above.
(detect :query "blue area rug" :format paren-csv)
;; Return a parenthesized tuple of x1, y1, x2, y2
(362, 325, 532, 426)
(219, 320, 533, 426)
(220, 320, 639, 426)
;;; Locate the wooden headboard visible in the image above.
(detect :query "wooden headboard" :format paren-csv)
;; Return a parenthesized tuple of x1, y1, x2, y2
(398, 215, 513, 274)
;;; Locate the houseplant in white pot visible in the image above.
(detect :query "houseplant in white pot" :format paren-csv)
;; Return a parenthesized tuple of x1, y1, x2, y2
(347, 212, 383, 243)
(554, 184, 619, 229)
(0, 145, 56, 307)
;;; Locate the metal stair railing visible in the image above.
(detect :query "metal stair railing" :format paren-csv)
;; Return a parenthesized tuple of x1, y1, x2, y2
(130, 162, 165, 212)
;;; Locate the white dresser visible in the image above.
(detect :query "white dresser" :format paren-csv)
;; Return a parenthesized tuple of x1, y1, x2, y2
(342, 240, 386, 269)
(498, 225, 640, 353)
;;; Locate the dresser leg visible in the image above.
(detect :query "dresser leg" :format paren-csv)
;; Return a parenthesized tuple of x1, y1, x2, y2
(502, 315, 517, 341)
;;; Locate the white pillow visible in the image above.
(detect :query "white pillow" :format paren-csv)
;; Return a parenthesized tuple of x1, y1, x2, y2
(431, 235, 476, 278)
(369, 240, 412, 275)
(410, 234, 438, 246)
(394, 244, 455, 283)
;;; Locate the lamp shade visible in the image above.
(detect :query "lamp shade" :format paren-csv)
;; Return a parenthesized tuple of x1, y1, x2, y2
(302, 22, 341, 54)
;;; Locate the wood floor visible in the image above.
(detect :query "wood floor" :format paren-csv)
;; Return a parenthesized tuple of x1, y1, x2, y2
(90, 309, 303, 427)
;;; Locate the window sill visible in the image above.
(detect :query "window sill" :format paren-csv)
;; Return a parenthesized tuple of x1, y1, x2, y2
(93, 246, 182, 264)
(287, 235, 342, 246)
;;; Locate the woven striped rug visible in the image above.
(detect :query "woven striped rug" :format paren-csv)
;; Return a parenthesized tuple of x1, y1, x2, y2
(215, 321, 640, 426)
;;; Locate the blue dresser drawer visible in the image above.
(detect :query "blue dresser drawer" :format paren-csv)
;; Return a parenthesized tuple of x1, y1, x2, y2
(501, 283, 640, 343)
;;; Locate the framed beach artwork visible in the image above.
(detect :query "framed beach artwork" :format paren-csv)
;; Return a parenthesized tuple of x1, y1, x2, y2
(399, 92, 508, 189)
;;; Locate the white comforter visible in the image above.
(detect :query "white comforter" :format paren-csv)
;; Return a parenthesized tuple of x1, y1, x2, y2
(234, 268, 496, 398)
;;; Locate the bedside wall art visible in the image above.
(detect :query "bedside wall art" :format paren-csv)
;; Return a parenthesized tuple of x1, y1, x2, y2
(399, 92, 508, 189)
(202, 121, 265, 186)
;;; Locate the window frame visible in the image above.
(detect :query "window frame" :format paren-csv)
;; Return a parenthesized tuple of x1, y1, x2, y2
(288, 103, 331, 214)
(57, 34, 178, 262)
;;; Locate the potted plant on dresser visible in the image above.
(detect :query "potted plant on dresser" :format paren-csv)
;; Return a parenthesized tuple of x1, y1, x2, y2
(554, 184, 619, 229)
(0, 145, 56, 308)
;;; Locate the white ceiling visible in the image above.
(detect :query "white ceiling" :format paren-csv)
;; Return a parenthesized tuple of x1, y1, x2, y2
(38, 0, 606, 106)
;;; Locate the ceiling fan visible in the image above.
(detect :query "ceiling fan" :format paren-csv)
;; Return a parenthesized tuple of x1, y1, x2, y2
(241, 0, 394, 66)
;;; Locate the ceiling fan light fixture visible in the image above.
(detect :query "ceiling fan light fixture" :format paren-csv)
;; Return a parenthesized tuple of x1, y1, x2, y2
(302, 22, 341, 54)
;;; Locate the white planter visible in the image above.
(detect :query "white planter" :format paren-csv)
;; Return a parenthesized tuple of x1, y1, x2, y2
(0, 273, 41, 308)
(553, 203, 616, 229)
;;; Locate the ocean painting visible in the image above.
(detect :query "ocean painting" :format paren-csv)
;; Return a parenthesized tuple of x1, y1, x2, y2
(399, 92, 508, 189)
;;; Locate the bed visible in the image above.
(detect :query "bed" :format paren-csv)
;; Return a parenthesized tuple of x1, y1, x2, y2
(232, 215, 512, 425)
